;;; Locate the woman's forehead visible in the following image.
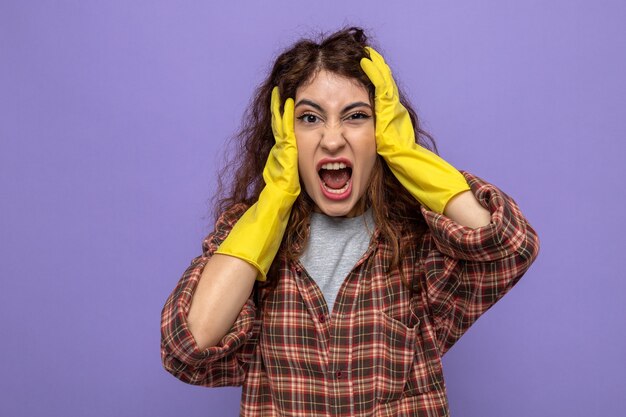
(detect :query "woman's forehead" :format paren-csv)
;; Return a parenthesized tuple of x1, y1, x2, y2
(295, 70, 369, 104)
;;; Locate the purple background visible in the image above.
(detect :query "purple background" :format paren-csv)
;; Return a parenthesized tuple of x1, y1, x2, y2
(2, 1, 624, 416)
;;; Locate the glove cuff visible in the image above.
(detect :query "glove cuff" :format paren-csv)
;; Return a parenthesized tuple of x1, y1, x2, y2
(215, 183, 298, 281)
(380, 143, 470, 214)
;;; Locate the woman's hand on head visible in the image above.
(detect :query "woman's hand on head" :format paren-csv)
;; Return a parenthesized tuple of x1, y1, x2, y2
(360, 48, 470, 214)
(360, 46, 415, 153)
(213, 88, 301, 282)
(265, 87, 300, 196)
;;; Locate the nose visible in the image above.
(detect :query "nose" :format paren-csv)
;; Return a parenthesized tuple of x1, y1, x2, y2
(320, 124, 347, 153)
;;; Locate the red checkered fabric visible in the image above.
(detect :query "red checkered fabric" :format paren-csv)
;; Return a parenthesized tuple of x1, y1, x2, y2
(161, 171, 540, 416)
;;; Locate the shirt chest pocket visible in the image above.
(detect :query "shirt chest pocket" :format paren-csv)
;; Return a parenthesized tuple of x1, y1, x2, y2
(375, 310, 445, 403)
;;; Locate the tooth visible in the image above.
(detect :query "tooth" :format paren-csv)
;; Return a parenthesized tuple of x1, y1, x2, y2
(320, 162, 350, 170)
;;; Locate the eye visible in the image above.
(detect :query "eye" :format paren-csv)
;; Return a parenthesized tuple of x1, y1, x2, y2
(346, 112, 371, 121)
(296, 113, 321, 124)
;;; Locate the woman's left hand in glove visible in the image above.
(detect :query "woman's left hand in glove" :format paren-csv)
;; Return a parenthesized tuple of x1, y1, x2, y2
(360, 46, 470, 214)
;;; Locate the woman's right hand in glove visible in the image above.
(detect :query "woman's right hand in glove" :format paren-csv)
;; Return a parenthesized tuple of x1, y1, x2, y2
(215, 87, 300, 281)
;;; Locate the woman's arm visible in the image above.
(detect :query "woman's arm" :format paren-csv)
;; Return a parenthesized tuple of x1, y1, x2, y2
(443, 190, 492, 229)
(170, 87, 299, 351)
(420, 171, 540, 354)
(187, 254, 257, 350)
(161, 88, 298, 385)
(160, 205, 260, 386)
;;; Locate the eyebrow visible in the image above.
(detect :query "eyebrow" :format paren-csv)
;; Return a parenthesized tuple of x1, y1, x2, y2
(294, 99, 372, 114)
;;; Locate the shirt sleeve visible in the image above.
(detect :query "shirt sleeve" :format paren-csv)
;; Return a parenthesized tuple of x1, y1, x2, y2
(419, 170, 540, 355)
(160, 204, 259, 386)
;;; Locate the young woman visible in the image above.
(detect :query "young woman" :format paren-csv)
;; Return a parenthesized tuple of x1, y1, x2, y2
(161, 27, 540, 416)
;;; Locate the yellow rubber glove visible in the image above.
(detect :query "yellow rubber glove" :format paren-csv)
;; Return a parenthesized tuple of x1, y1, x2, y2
(360, 47, 470, 214)
(214, 87, 300, 281)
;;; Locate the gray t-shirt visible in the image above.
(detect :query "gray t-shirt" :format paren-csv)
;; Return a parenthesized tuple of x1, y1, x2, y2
(299, 209, 375, 315)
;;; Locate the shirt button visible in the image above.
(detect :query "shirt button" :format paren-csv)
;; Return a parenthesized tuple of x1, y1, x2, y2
(336, 370, 343, 379)
(318, 314, 325, 323)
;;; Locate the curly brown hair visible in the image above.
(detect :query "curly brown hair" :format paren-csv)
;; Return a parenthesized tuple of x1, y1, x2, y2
(213, 27, 438, 284)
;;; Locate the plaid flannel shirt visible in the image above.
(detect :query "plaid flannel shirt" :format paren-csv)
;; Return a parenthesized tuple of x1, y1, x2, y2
(161, 171, 540, 416)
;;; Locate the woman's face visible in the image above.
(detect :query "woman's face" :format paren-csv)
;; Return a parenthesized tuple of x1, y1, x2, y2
(294, 70, 377, 217)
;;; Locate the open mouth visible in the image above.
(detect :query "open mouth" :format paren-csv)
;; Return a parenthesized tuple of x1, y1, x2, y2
(318, 161, 353, 195)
